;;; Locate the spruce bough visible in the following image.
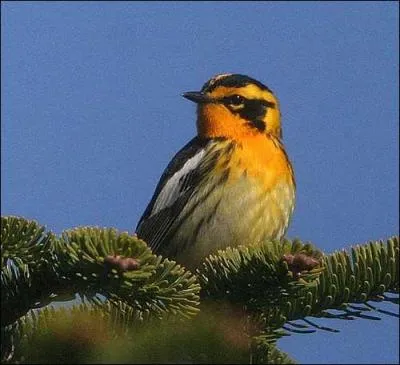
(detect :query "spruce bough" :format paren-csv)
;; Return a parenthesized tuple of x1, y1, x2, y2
(1, 216, 398, 364)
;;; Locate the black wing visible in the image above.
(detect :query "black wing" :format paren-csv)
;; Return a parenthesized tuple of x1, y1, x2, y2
(136, 136, 209, 252)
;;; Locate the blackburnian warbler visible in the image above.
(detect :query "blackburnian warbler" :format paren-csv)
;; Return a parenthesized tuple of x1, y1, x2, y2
(136, 73, 296, 268)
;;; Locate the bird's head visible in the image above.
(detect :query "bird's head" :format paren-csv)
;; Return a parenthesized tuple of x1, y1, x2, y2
(183, 73, 282, 140)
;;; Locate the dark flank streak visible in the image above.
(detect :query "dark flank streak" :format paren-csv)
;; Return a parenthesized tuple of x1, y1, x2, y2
(206, 199, 221, 224)
(204, 153, 222, 176)
(192, 217, 205, 242)
(218, 142, 235, 170)
(226, 142, 236, 155)
(272, 137, 296, 189)
(219, 168, 230, 185)
(147, 142, 226, 254)
(166, 181, 217, 246)
(219, 157, 230, 170)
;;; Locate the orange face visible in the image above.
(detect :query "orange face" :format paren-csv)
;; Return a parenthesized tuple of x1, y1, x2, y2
(182, 73, 292, 187)
(195, 83, 282, 141)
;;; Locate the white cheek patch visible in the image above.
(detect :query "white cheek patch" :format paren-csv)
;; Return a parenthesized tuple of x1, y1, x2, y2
(150, 149, 206, 216)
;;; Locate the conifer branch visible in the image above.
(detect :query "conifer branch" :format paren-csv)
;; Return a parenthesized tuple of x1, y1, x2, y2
(1, 215, 398, 364)
(197, 236, 399, 333)
(197, 238, 324, 310)
(1, 217, 201, 328)
(274, 236, 399, 328)
(4, 302, 267, 364)
(1, 216, 58, 325)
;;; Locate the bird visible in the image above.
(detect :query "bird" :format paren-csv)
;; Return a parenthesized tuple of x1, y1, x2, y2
(136, 73, 296, 269)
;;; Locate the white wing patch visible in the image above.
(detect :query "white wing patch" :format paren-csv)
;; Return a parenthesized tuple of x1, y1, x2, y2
(150, 149, 206, 217)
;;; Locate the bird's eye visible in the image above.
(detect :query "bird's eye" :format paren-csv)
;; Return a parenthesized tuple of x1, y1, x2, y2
(226, 95, 245, 106)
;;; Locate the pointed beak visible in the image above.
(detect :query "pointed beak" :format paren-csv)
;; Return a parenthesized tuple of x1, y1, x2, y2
(182, 91, 214, 104)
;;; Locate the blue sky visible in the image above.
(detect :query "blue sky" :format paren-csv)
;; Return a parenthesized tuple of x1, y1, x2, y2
(2, 2, 399, 363)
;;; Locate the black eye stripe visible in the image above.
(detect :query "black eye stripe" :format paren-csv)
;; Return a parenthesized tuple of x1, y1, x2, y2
(221, 95, 245, 105)
(237, 99, 267, 121)
(260, 100, 275, 108)
(215, 96, 274, 133)
(219, 96, 275, 109)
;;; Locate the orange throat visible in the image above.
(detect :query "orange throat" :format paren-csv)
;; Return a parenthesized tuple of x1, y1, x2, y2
(228, 134, 295, 189)
(196, 103, 293, 185)
(197, 103, 259, 140)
